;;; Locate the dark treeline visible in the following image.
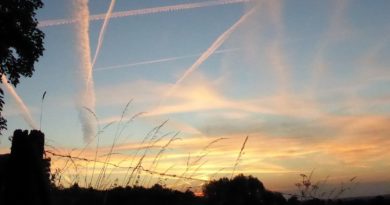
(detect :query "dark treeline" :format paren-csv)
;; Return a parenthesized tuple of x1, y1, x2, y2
(49, 175, 389, 205)
(51, 184, 201, 205)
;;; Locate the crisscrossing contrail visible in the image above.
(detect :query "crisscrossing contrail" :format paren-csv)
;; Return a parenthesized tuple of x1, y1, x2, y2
(160, 5, 259, 105)
(38, 0, 251, 28)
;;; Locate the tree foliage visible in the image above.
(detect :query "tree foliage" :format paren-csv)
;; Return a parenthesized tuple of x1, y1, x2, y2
(203, 174, 286, 205)
(0, 0, 44, 133)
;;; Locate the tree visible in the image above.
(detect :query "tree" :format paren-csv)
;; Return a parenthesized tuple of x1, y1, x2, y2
(203, 174, 286, 205)
(0, 0, 45, 133)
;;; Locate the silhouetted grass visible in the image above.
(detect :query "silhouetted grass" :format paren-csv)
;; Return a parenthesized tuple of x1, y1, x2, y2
(294, 171, 358, 200)
(37, 102, 385, 205)
(231, 135, 248, 178)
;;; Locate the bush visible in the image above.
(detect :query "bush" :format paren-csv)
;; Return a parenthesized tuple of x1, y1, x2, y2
(202, 174, 286, 205)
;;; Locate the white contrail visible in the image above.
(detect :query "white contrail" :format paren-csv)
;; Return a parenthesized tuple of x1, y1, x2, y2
(38, 0, 251, 28)
(94, 48, 239, 72)
(91, 0, 116, 68)
(1, 75, 37, 129)
(74, 0, 96, 142)
(162, 6, 259, 102)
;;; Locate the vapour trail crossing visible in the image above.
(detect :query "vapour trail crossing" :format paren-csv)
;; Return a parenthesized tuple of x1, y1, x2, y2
(38, 0, 251, 28)
(160, 5, 259, 105)
(91, 0, 116, 68)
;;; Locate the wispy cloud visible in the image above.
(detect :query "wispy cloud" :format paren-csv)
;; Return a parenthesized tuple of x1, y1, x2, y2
(354, 38, 390, 84)
(136, 74, 278, 117)
(319, 116, 389, 161)
(264, 0, 291, 95)
(94, 74, 322, 118)
(94, 48, 238, 72)
(161, 5, 260, 104)
(74, 0, 96, 142)
(39, 0, 252, 28)
(309, 0, 350, 94)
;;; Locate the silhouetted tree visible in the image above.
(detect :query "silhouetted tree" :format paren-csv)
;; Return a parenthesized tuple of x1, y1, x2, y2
(370, 195, 385, 205)
(287, 196, 300, 205)
(51, 183, 202, 205)
(0, 0, 45, 134)
(203, 174, 286, 205)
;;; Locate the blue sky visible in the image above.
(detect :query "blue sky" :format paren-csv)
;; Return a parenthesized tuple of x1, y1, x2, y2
(1, 0, 390, 196)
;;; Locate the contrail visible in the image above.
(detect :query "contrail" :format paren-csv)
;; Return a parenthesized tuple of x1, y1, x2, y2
(1, 75, 37, 129)
(309, 0, 349, 94)
(91, 0, 116, 68)
(74, 0, 96, 142)
(38, 0, 251, 28)
(162, 6, 259, 103)
(94, 48, 239, 72)
(265, 0, 290, 95)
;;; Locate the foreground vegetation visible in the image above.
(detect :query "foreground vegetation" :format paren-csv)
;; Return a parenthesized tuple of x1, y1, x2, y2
(1, 130, 389, 205)
(49, 175, 388, 205)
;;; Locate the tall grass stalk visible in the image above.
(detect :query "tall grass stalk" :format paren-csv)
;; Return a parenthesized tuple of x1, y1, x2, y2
(90, 121, 116, 187)
(97, 101, 132, 188)
(137, 130, 173, 186)
(39, 91, 46, 130)
(231, 135, 249, 179)
(123, 120, 168, 186)
(145, 133, 181, 186)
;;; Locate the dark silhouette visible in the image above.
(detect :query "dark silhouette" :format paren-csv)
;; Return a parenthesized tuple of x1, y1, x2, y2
(0, 153, 10, 195)
(47, 181, 390, 205)
(287, 196, 300, 205)
(0, 129, 51, 205)
(202, 174, 286, 205)
(51, 184, 203, 205)
(0, 0, 45, 134)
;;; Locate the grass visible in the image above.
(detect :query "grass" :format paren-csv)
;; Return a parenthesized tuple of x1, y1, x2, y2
(293, 170, 358, 200)
(45, 102, 230, 191)
(231, 135, 248, 179)
(43, 102, 363, 200)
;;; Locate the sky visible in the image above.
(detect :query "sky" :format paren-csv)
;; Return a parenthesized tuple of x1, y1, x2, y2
(1, 0, 390, 197)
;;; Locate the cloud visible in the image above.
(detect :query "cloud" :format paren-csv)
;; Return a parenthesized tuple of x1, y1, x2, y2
(95, 79, 165, 107)
(263, 0, 291, 95)
(38, 0, 252, 27)
(308, 0, 351, 94)
(317, 115, 390, 165)
(94, 73, 323, 122)
(161, 4, 260, 104)
(94, 48, 238, 72)
(91, 0, 116, 68)
(73, 0, 97, 142)
(146, 74, 277, 117)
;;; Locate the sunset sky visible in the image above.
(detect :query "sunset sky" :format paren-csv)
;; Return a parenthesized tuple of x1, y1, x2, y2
(1, 0, 389, 197)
